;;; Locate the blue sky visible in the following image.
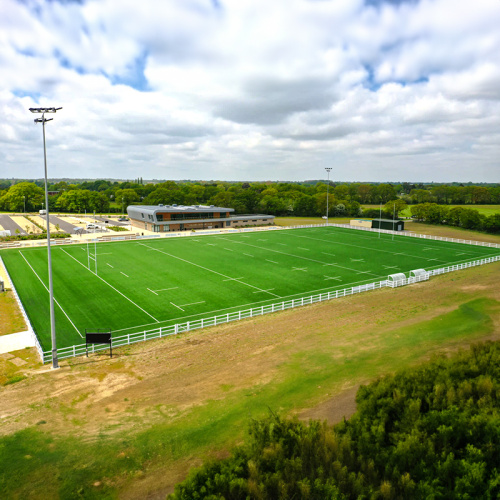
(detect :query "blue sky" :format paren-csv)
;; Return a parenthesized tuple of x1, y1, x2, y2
(1, 0, 499, 182)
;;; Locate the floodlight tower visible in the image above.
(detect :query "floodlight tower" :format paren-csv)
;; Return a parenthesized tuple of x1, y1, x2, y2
(325, 168, 332, 224)
(29, 106, 62, 369)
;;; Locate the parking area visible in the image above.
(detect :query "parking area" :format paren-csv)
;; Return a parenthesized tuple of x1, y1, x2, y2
(0, 215, 27, 235)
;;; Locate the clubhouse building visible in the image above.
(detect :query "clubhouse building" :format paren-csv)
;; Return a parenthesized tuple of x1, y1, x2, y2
(127, 204, 275, 232)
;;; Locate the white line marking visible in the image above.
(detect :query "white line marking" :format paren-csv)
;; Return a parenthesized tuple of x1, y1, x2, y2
(324, 276, 342, 281)
(219, 237, 379, 276)
(292, 267, 307, 272)
(179, 301, 206, 308)
(120, 272, 129, 278)
(154, 287, 179, 292)
(323, 263, 338, 266)
(266, 259, 279, 264)
(350, 258, 364, 262)
(383, 265, 399, 269)
(289, 233, 445, 263)
(59, 247, 159, 323)
(277, 243, 287, 246)
(298, 247, 310, 251)
(243, 253, 254, 257)
(148, 288, 158, 295)
(223, 277, 244, 281)
(111, 273, 394, 335)
(253, 289, 275, 294)
(19, 251, 83, 338)
(224, 248, 234, 252)
(139, 243, 280, 298)
(321, 252, 335, 256)
(107, 263, 114, 268)
(170, 302, 184, 311)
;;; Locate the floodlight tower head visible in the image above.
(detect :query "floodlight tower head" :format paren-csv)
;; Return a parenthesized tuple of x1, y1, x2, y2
(30, 107, 61, 124)
(29, 107, 62, 113)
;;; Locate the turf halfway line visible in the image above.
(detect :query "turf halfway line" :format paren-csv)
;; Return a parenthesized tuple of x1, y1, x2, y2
(138, 242, 281, 298)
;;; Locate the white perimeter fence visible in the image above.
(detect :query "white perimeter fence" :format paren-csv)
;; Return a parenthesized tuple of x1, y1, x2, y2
(1, 223, 500, 363)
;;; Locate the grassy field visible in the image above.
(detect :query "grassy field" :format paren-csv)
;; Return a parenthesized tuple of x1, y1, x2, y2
(362, 204, 500, 217)
(0, 262, 499, 498)
(0, 291, 26, 336)
(2, 226, 499, 353)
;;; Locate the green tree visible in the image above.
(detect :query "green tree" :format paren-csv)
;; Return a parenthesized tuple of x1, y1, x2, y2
(115, 189, 140, 211)
(384, 199, 408, 218)
(3, 182, 44, 212)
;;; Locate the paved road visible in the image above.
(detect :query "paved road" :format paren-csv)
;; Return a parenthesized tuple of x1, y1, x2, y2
(95, 216, 130, 227)
(0, 214, 27, 235)
(48, 214, 89, 234)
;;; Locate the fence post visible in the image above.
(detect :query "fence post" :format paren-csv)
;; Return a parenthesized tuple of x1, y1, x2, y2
(175, 323, 178, 334)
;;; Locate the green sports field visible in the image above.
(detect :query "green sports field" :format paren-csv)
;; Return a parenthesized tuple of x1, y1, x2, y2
(2, 226, 499, 352)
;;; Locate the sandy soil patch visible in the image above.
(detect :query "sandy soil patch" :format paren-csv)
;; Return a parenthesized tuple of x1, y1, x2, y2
(11, 215, 42, 234)
(31, 215, 60, 233)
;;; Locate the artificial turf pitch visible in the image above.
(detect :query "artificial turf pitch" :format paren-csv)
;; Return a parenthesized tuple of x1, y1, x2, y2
(2, 226, 499, 352)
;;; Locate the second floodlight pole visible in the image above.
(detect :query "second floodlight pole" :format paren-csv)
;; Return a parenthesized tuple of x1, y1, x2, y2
(325, 167, 332, 224)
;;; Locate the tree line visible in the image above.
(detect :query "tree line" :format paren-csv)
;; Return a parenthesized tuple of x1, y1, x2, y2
(0, 180, 498, 218)
(411, 203, 500, 234)
(170, 341, 500, 499)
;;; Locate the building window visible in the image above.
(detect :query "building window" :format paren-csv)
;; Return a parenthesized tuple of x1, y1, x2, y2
(141, 213, 145, 219)
(156, 214, 163, 221)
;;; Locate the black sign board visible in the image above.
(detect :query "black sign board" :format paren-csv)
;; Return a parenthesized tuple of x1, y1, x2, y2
(85, 330, 112, 357)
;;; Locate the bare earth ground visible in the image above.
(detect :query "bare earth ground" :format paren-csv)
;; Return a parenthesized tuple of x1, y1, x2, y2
(1, 261, 499, 497)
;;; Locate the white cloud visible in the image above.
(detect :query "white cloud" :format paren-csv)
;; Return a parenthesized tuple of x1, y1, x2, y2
(0, 0, 499, 182)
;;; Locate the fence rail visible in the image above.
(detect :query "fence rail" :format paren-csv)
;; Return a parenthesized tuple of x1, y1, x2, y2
(38, 255, 500, 363)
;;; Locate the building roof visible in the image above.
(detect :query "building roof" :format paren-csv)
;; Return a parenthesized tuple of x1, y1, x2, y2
(127, 204, 234, 214)
(372, 218, 403, 223)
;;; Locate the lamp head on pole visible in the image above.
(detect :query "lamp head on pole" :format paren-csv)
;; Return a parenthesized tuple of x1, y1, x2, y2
(29, 107, 62, 113)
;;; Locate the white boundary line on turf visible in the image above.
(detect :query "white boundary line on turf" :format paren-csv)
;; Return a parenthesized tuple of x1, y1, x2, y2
(139, 242, 280, 298)
(58, 247, 160, 323)
(18, 251, 83, 338)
